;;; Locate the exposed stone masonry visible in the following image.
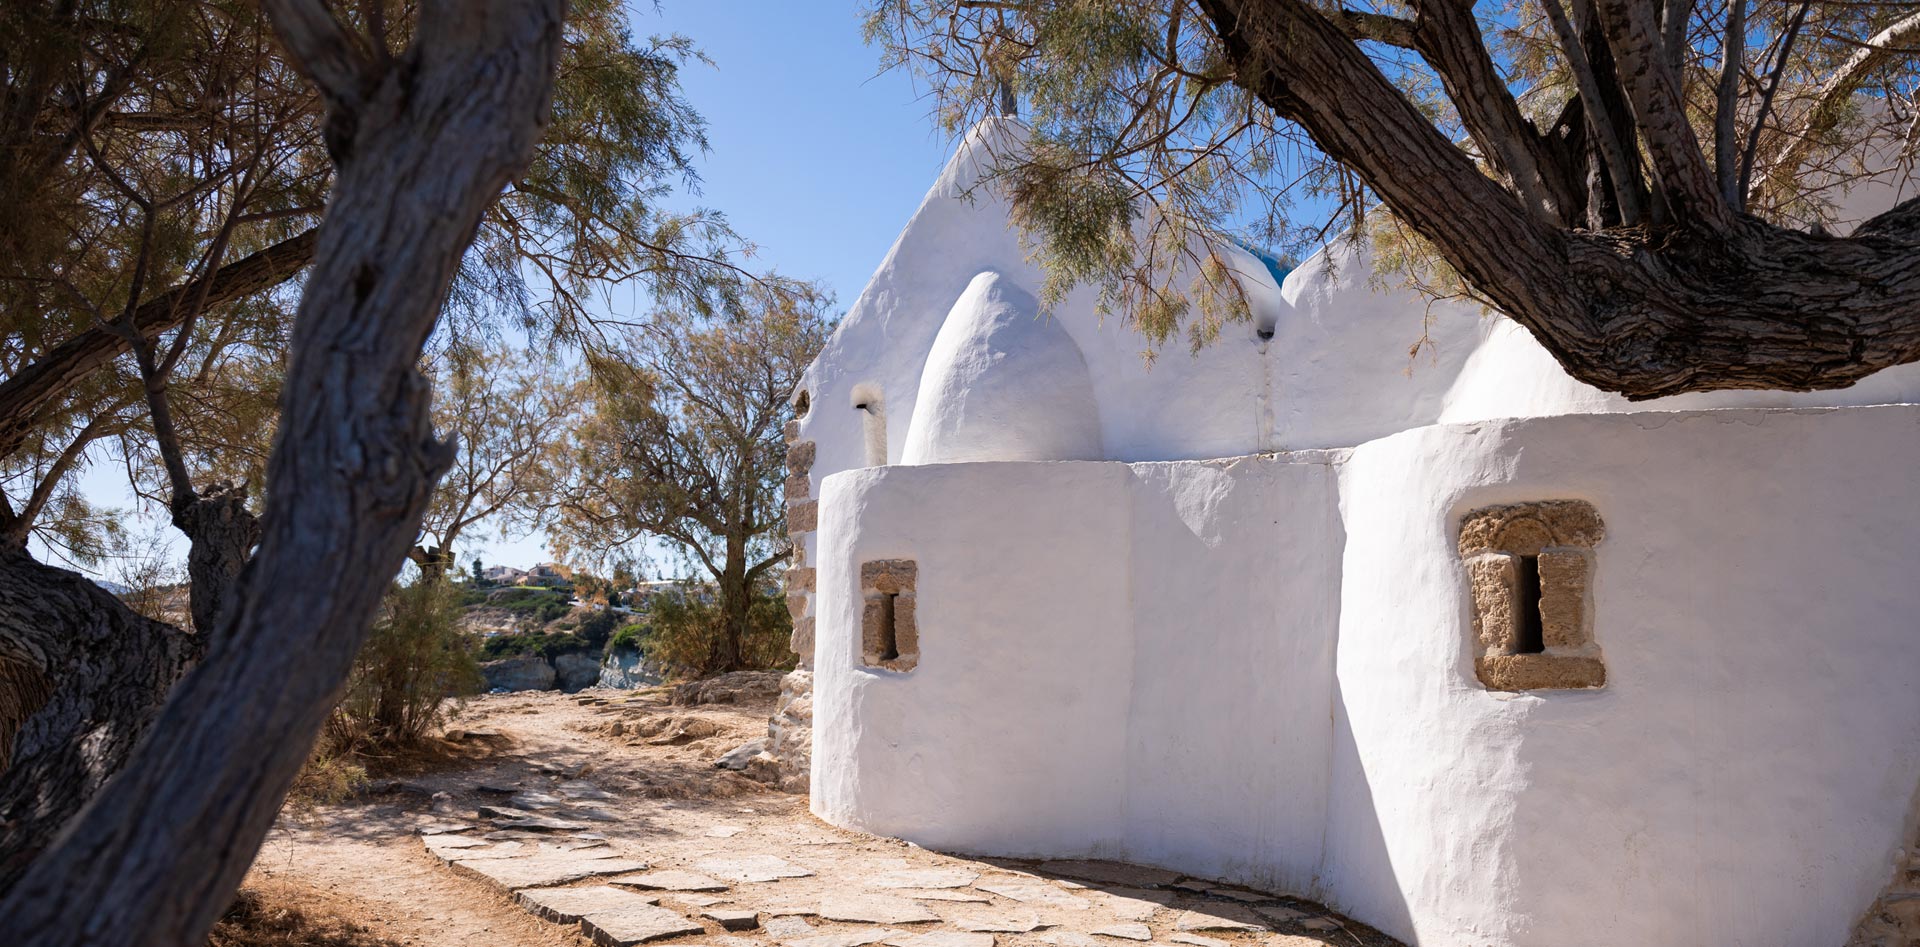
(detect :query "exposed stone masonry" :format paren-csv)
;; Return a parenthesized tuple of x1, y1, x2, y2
(859, 559, 919, 673)
(1848, 789, 1920, 945)
(1458, 500, 1606, 691)
(764, 413, 816, 793)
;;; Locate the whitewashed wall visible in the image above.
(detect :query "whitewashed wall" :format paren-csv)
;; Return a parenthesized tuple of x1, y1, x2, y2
(810, 405, 1920, 947)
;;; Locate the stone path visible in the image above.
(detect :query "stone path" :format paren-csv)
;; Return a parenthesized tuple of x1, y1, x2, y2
(416, 737, 1400, 947)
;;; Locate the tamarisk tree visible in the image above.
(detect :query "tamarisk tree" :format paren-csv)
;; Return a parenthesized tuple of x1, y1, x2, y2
(869, 0, 1920, 398)
(0, 0, 566, 941)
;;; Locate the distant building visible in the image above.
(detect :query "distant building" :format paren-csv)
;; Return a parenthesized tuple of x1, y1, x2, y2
(520, 562, 572, 588)
(482, 565, 527, 585)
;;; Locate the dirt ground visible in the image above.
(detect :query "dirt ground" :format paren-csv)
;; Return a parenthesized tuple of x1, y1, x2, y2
(238, 688, 1399, 947)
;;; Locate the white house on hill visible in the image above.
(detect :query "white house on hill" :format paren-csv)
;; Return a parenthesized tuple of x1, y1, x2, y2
(774, 118, 1920, 947)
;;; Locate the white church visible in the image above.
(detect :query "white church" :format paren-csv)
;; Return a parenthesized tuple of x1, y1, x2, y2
(772, 119, 1920, 946)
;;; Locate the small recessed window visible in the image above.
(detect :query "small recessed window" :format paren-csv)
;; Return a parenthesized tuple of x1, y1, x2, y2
(860, 559, 917, 672)
(1458, 501, 1605, 690)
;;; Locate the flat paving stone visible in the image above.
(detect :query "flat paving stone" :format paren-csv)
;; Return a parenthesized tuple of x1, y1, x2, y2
(891, 890, 990, 903)
(1035, 933, 1101, 947)
(1206, 888, 1275, 903)
(1174, 906, 1265, 932)
(887, 932, 996, 947)
(422, 834, 490, 850)
(621, 870, 730, 892)
(1037, 861, 1182, 888)
(510, 792, 566, 810)
(867, 869, 979, 890)
(493, 815, 592, 831)
(423, 837, 525, 862)
(784, 930, 904, 947)
(939, 909, 1042, 933)
(1171, 935, 1231, 947)
(696, 855, 815, 882)
(575, 807, 624, 822)
(1297, 918, 1339, 932)
(763, 917, 817, 937)
(453, 854, 650, 890)
(762, 905, 823, 918)
(975, 881, 1090, 911)
(1091, 924, 1152, 941)
(516, 886, 660, 924)
(1086, 888, 1172, 921)
(671, 894, 725, 908)
(580, 902, 707, 945)
(560, 781, 616, 801)
(819, 894, 941, 924)
(703, 909, 760, 931)
(707, 825, 747, 838)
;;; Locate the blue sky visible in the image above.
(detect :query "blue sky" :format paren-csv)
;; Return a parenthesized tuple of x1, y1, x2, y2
(63, 1, 954, 579)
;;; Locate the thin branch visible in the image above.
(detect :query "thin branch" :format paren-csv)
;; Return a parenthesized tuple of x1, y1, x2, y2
(1716, 0, 1749, 203)
(1737, 0, 1812, 208)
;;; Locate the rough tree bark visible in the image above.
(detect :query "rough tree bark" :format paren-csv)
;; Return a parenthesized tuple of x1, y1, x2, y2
(0, 552, 201, 892)
(0, 1, 564, 943)
(1194, 0, 1920, 400)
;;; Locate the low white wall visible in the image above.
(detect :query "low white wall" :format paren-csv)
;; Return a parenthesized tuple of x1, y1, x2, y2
(1326, 406, 1920, 947)
(812, 455, 1341, 871)
(811, 405, 1920, 947)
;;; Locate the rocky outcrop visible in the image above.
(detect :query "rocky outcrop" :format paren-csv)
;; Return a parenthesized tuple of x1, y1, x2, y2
(481, 654, 556, 692)
(552, 652, 601, 693)
(596, 647, 663, 689)
(671, 670, 785, 706)
(764, 670, 812, 794)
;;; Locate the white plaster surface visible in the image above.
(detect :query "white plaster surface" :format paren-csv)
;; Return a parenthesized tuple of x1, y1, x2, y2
(791, 119, 1920, 947)
(901, 272, 1103, 465)
(810, 406, 1920, 947)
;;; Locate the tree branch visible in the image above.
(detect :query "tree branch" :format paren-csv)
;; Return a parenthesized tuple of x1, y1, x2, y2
(1757, 8, 1920, 205)
(1594, 0, 1731, 229)
(0, 227, 319, 463)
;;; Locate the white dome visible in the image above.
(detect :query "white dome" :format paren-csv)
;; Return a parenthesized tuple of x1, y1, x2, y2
(901, 271, 1103, 464)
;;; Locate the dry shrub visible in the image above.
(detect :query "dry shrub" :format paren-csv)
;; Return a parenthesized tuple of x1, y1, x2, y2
(293, 575, 481, 803)
(327, 576, 484, 751)
(208, 884, 401, 947)
(644, 580, 794, 678)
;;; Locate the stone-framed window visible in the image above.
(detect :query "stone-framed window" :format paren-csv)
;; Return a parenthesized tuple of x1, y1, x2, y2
(1458, 500, 1606, 691)
(859, 559, 918, 672)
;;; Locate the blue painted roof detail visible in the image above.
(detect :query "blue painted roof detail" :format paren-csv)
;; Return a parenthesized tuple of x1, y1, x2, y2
(1236, 241, 1295, 289)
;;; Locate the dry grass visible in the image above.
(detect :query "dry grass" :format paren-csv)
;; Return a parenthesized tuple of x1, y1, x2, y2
(207, 881, 402, 947)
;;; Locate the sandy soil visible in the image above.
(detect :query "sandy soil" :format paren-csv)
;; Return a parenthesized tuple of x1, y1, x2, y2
(241, 687, 1398, 947)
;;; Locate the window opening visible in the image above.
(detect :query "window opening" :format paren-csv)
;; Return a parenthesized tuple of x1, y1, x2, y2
(1512, 554, 1545, 654)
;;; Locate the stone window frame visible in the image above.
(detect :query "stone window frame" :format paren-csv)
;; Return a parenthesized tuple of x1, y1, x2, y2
(859, 559, 918, 673)
(1458, 500, 1607, 691)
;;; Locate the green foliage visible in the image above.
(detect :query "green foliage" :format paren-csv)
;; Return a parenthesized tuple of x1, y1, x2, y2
(479, 631, 590, 661)
(607, 623, 648, 655)
(576, 608, 623, 652)
(641, 581, 793, 678)
(325, 577, 484, 751)
(550, 286, 829, 672)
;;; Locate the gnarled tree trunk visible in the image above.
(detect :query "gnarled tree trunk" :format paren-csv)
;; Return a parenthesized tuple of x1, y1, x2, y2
(1195, 0, 1920, 400)
(0, 552, 200, 892)
(0, 0, 564, 942)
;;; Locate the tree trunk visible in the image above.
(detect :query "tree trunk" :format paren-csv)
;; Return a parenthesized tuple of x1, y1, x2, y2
(0, 1, 563, 942)
(1194, 0, 1920, 400)
(717, 535, 750, 673)
(0, 551, 200, 893)
(176, 483, 262, 638)
(406, 544, 457, 582)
